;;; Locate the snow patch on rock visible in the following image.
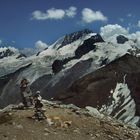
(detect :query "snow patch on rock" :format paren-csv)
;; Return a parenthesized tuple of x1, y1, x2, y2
(86, 106, 104, 118)
(100, 81, 139, 125)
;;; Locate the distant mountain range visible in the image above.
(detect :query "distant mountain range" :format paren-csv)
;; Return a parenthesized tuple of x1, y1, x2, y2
(0, 29, 140, 126)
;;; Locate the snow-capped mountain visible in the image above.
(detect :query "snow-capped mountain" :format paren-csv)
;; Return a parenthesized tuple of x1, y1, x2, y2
(0, 46, 28, 77)
(0, 29, 140, 126)
(0, 47, 25, 59)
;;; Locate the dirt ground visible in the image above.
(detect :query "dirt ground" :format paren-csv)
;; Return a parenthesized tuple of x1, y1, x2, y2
(0, 103, 140, 140)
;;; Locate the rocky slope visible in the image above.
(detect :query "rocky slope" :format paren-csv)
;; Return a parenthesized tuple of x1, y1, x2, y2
(0, 101, 140, 140)
(55, 54, 140, 125)
(0, 47, 26, 60)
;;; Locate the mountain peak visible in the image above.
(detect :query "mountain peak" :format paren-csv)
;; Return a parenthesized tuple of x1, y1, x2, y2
(0, 47, 18, 59)
(57, 29, 93, 49)
(0, 47, 27, 60)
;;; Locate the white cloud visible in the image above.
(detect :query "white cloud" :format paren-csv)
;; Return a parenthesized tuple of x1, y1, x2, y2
(32, 9, 65, 20)
(129, 31, 140, 39)
(35, 40, 48, 51)
(100, 24, 140, 47)
(100, 24, 129, 39)
(82, 8, 107, 23)
(66, 6, 77, 18)
(129, 31, 140, 47)
(20, 40, 48, 56)
(32, 6, 77, 20)
(20, 48, 36, 56)
(137, 20, 140, 27)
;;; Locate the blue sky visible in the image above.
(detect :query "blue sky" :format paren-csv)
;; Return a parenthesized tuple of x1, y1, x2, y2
(0, 0, 140, 48)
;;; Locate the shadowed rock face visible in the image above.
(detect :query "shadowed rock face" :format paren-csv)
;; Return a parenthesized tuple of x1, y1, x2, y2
(41, 58, 93, 99)
(52, 60, 64, 74)
(116, 35, 129, 44)
(75, 34, 104, 58)
(54, 54, 140, 116)
(30, 74, 52, 94)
